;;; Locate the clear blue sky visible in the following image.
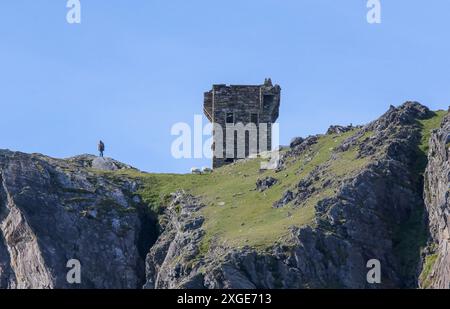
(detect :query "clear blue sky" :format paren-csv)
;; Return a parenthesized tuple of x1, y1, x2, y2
(1, 1, 449, 173)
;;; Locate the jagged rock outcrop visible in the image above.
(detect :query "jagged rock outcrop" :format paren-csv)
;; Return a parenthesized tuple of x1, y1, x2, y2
(421, 110, 450, 288)
(272, 190, 294, 208)
(327, 125, 354, 135)
(0, 151, 157, 288)
(256, 177, 278, 192)
(289, 137, 304, 148)
(144, 102, 437, 288)
(144, 191, 205, 289)
(67, 154, 135, 171)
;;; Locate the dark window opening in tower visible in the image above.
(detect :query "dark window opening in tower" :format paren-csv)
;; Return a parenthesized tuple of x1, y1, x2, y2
(226, 112, 234, 124)
(263, 95, 274, 109)
(250, 113, 259, 125)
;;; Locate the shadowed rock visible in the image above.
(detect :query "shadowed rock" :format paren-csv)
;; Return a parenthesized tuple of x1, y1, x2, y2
(0, 150, 155, 288)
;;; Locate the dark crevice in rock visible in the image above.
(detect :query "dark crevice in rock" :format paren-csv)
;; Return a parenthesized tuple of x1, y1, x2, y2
(134, 209, 160, 288)
(136, 207, 160, 262)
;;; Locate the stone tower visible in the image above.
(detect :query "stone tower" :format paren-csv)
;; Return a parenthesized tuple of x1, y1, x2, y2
(203, 78, 281, 168)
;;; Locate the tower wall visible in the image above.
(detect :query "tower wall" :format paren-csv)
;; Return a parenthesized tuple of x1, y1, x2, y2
(203, 79, 281, 168)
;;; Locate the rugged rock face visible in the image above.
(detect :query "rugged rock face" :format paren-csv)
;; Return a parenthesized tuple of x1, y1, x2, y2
(144, 102, 438, 289)
(0, 151, 156, 288)
(421, 111, 450, 288)
(144, 192, 205, 289)
(326, 125, 355, 135)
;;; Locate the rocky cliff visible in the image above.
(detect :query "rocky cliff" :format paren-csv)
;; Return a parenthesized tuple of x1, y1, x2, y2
(0, 102, 449, 289)
(0, 154, 157, 288)
(421, 112, 450, 288)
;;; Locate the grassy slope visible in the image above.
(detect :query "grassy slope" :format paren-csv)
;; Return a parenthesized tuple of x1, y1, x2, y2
(414, 110, 448, 174)
(108, 128, 371, 251)
(71, 108, 446, 289)
(419, 253, 438, 288)
(102, 110, 446, 253)
(418, 110, 447, 154)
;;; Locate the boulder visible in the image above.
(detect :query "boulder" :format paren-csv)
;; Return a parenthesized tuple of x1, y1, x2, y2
(256, 177, 278, 192)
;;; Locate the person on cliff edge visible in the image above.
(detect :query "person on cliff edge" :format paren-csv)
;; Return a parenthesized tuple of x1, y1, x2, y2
(98, 140, 105, 157)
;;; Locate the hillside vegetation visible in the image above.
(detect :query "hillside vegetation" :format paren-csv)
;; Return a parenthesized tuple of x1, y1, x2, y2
(102, 109, 446, 253)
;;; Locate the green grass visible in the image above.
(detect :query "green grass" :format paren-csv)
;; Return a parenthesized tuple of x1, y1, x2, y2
(193, 130, 366, 250)
(419, 253, 438, 288)
(102, 129, 373, 253)
(412, 110, 447, 176)
(418, 110, 447, 154)
(329, 146, 369, 177)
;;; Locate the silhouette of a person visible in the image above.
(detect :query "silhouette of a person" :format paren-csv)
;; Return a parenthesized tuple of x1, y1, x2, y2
(98, 140, 105, 157)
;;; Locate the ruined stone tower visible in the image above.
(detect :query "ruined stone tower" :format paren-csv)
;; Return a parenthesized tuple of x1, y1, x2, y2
(203, 78, 281, 168)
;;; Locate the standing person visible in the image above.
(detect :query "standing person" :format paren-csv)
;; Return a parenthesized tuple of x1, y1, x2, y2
(98, 140, 105, 157)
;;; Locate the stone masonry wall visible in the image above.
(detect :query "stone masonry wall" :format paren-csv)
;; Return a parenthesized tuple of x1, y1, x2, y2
(203, 79, 281, 168)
